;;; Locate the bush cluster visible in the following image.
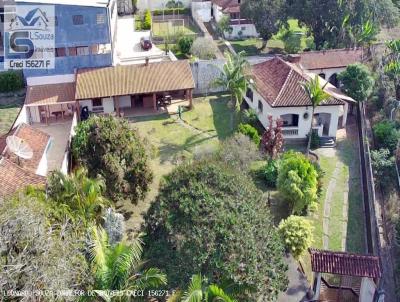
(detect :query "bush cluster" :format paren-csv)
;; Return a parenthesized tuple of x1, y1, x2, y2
(238, 123, 261, 146)
(177, 35, 194, 54)
(0, 71, 24, 93)
(263, 159, 280, 188)
(373, 120, 399, 152)
(152, 8, 190, 16)
(142, 9, 152, 30)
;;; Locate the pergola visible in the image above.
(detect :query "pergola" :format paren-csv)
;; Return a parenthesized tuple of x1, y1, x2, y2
(25, 82, 76, 124)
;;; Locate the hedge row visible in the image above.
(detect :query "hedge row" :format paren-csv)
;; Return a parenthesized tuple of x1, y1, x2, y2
(152, 8, 190, 16)
(0, 71, 24, 93)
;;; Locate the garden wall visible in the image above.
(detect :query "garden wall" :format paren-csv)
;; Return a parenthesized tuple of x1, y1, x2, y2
(191, 59, 225, 95)
(137, 0, 191, 11)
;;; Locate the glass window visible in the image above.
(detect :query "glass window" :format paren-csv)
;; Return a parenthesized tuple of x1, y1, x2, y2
(72, 15, 84, 25)
(68, 47, 77, 56)
(55, 47, 66, 57)
(92, 98, 102, 107)
(77, 46, 89, 56)
(96, 14, 105, 24)
(246, 88, 253, 101)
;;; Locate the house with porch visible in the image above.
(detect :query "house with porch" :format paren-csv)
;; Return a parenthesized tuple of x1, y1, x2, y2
(309, 248, 382, 301)
(244, 57, 356, 142)
(298, 48, 363, 87)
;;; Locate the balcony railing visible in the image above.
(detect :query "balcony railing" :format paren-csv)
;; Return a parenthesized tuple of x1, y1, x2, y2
(282, 127, 299, 136)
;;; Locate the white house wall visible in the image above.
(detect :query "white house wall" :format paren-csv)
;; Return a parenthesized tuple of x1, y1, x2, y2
(308, 66, 346, 82)
(36, 140, 50, 176)
(12, 106, 28, 128)
(244, 87, 343, 139)
(29, 106, 41, 123)
(226, 23, 258, 39)
(80, 99, 93, 111)
(102, 97, 115, 113)
(212, 3, 224, 22)
(119, 95, 131, 108)
(192, 1, 211, 22)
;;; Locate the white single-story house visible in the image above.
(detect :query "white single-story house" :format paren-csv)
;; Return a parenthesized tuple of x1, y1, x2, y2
(244, 57, 356, 140)
(211, 0, 258, 39)
(298, 48, 363, 87)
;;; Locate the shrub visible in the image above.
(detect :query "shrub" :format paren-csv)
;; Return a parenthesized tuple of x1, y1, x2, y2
(238, 123, 261, 146)
(190, 37, 217, 59)
(277, 151, 318, 214)
(261, 116, 284, 159)
(241, 108, 258, 126)
(312, 161, 325, 197)
(142, 9, 152, 30)
(264, 159, 280, 188)
(72, 116, 153, 204)
(278, 215, 313, 258)
(152, 8, 190, 16)
(0, 71, 24, 92)
(373, 120, 399, 152)
(144, 160, 288, 301)
(217, 133, 261, 172)
(338, 63, 375, 102)
(177, 35, 194, 54)
(371, 148, 396, 190)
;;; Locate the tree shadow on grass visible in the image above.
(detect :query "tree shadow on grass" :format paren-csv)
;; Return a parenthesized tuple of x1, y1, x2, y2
(158, 132, 218, 164)
(209, 96, 237, 140)
(335, 117, 366, 253)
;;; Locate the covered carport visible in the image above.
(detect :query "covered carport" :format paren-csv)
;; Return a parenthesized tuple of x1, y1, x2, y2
(74, 60, 195, 120)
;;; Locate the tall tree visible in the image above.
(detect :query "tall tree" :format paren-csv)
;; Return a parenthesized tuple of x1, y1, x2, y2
(384, 39, 400, 100)
(144, 160, 288, 301)
(213, 51, 252, 111)
(300, 75, 330, 155)
(241, 0, 286, 49)
(72, 116, 153, 204)
(88, 226, 167, 301)
(338, 63, 375, 102)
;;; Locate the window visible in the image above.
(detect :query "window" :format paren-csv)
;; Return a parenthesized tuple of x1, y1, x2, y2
(72, 15, 84, 25)
(55, 47, 66, 57)
(77, 46, 89, 56)
(230, 12, 240, 19)
(258, 100, 263, 113)
(68, 47, 77, 56)
(246, 88, 253, 101)
(96, 14, 105, 24)
(91, 44, 99, 55)
(92, 98, 102, 107)
(281, 114, 299, 127)
(241, 26, 246, 31)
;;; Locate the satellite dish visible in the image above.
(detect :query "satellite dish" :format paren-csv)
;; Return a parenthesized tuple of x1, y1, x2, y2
(6, 135, 33, 164)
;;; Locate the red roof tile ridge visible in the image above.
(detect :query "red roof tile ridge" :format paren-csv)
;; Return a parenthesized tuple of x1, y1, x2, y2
(273, 68, 294, 106)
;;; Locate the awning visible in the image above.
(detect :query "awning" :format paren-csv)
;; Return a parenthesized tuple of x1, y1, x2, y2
(25, 82, 76, 107)
(75, 60, 195, 100)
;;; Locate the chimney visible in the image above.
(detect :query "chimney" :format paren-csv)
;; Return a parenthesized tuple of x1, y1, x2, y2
(145, 57, 149, 66)
(287, 54, 301, 64)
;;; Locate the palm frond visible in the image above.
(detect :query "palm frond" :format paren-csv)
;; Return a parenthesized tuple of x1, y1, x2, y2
(129, 267, 167, 290)
(181, 274, 204, 302)
(207, 285, 237, 302)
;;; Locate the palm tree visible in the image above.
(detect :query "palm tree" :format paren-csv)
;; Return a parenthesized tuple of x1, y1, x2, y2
(88, 226, 167, 301)
(385, 39, 400, 100)
(213, 51, 252, 112)
(169, 274, 237, 302)
(301, 75, 330, 156)
(46, 168, 109, 225)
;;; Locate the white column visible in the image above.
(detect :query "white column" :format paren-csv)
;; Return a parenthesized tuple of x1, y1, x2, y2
(312, 272, 322, 301)
(342, 102, 349, 128)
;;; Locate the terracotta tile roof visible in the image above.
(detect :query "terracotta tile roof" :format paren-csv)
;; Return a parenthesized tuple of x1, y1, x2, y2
(309, 248, 381, 278)
(75, 60, 195, 100)
(251, 57, 345, 107)
(0, 158, 46, 197)
(2, 123, 50, 173)
(299, 49, 363, 70)
(25, 82, 76, 106)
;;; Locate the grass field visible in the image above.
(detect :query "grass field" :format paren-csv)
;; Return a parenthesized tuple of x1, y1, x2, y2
(152, 19, 199, 37)
(230, 19, 310, 55)
(0, 105, 21, 136)
(120, 94, 235, 235)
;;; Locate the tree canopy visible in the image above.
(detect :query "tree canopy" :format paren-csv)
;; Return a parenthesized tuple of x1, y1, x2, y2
(144, 160, 288, 301)
(241, 0, 287, 47)
(338, 63, 375, 102)
(72, 115, 153, 204)
(277, 151, 319, 214)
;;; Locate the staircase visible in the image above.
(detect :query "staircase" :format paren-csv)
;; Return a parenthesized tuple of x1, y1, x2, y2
(319, 136, 336, 148)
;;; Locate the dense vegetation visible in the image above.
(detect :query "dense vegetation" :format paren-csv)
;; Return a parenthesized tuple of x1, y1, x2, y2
(144, 160, 289, 301)
(72, 116, 153, 203)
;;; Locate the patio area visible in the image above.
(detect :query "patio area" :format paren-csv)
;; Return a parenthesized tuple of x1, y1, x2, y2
(31, 119, 73, 173)
(123, 98, 190, 118)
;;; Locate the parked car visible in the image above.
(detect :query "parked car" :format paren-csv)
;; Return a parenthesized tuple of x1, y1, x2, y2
(140, 37, 152, 51)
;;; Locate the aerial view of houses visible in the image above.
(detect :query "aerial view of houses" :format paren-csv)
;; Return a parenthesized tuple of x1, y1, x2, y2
(0, 0, 400, 301)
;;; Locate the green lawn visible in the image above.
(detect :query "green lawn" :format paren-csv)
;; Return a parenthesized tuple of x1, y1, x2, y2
(157, 43, 188, 60)
(121, 94, 235, 234)
(0, 105, 21, 136)
(152, 20, 199, 37)
(229, 19, 310, 55)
